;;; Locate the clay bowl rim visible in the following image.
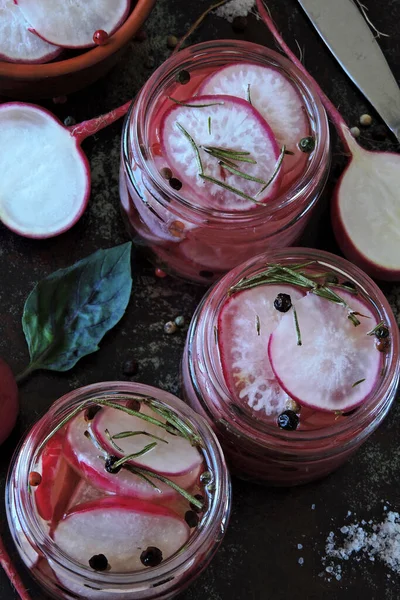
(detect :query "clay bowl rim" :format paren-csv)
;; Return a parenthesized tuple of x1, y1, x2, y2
(0, 0, 156, 81)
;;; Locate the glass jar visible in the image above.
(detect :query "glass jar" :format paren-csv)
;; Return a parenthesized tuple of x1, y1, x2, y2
(120, 40, 330, 284)
(6, 382, 231, 600)
(181, 248, 400, 486)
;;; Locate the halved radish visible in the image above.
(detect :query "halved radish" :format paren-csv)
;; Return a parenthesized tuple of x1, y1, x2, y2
(0, 101, 130, 238)
(53, 496, 189, 572)
(198, 63, 309, 174)
(16, 0, 130, 49)
(160, 94, 281, 211)
(218, 284, 304, 416)
(92, 404, 203, 479)
(0, 0, 61, 63)
(64, 412, 196, 502)
(34, 432, 80, 526)
(268, 291, 382, 412)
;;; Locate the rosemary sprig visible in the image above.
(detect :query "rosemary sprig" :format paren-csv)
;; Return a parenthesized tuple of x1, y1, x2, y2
(229, 262, 363, 326)
(208, 116, 212, 135)
(35, 400, 90, 459)
(146, 402, 202, 447)
(219, 160, 267, 184)
(112, 430, 168, 443)
(168, 96, 224, 108)
(176, 122, 203, 174)
(111, 442, 158, 470)
(105, 428, 124, 453)
(293, 306, 302, 346)
(200, 174, 265, 205)
(352, 378, 366, 388)
(202, 146, 257, 164)
(256, 315, 261, 336)
(254, 145, 286, 198)
(247, 83, 252, 105)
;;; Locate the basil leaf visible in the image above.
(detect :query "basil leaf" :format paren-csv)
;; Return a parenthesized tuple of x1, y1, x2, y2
(21, 242, 132, 375)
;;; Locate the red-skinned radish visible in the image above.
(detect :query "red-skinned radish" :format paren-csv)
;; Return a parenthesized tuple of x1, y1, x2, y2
(0, 0, 61, 63)
(160, 94, 282, 211)
(53, 496, 189, 572)
(0, 358, 18, 445)
(0, 100, 130, 239)
(268, 291, 382, 413)
(91, 404, 203, 479)
(256, 0, 400, 281)
(0, 536, 33, 600)
(218, 285, 304, 416)
(16, 0, 131, 49)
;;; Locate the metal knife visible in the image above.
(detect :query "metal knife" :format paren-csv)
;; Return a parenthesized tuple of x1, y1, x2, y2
(297, 0, 400, 142)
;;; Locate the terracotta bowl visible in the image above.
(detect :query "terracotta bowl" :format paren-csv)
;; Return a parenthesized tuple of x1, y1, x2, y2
(0, 0, 156, 100)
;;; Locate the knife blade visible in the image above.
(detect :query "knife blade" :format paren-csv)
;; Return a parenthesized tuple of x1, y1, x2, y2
(297, 0, 400, 142)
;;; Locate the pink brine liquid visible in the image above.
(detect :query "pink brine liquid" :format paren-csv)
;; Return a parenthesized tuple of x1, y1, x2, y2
(120, 41, 330, 283)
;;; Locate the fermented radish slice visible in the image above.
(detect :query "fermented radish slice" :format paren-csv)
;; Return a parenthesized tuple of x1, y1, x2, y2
(218, 285, 304, 416)
(0, 0, 61, 63)
(53, 497, 189, 572)
(34, 432, 80, 525)
(16, 0, 130, 49)
(64, 412, 194, 502)
(199, 63, 309, 174)
(0, 101, 130, 238)
(92, 404, 203, 479)
(160, 95, 281, 211)
(268, 292, 382, 412)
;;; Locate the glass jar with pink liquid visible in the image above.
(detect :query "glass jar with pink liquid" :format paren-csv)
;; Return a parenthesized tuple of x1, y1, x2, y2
(6, 382, 231, 600)
(181, 248, 400, 485)
(120, 40, 330, 284)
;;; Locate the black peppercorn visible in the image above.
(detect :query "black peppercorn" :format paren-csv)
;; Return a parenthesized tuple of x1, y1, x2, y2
(274, 293, 292, 313)
(342, 280, 357, 290)
(232, 16, 247, 32)
(122, 359, 139, 376)
(84, 406, 101, 422)
(169, 177, 182, 191)
(298, 136, 316, 153)
(140, 546, 163, 567)
(371, 125, 387, 141)
(175, 70, 191, 85)
(375, 325, 389, 339)
(185, 510, 199, 528)
(105, 456, 122, 474)
(324, 273, 339, 284)
(89, 554, 109, 571)
(277, 410, 299, 431)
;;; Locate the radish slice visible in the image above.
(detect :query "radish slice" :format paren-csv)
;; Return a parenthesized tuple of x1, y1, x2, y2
(199, 63, 309, 174)
(34, 432, 80, 526)
(0, 0, 61, 63)
(160, 94, 281, 211)
(268, 292, 382, 413)
(92, 404, 203, 478)
(0, 101, 130, 239)
(64, 412, 196, 502)
(65, 480, 104, 512)
(53, 496, 189, 572)
(218, 285, 304, 416)
(16, 0, 131, 49)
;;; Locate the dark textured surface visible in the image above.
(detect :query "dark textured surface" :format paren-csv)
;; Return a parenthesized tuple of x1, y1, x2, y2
(1, 1, 400, 599)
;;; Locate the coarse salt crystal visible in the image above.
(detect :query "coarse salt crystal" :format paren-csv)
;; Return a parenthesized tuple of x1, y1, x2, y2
(298, 557, 304, 565)
(297, 543, 303, 550)
(215, 0, 256, 22)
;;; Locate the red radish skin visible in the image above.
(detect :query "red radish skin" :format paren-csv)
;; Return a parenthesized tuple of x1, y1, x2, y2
(198, 62, 309, 174)
(0, 537, 33, 600)
(160, 94, 282, 211)
(0, 0, 61, 64)
(0, 100, 130, 239)
(0, 358, 18, 445)
(256, 0, 400, 281)
(218, 285, 304, 416)
(63, 412, 195, 502)
(268, 292, 382, 413)
(16, 0, 131, 49)
(92, 404, 203, 478)
(53, 496, 190, 572)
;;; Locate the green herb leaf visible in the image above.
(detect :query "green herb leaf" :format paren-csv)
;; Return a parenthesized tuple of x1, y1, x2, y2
(352, 378, 366, 388)
(19, 243, 132, 380)
(293, 306, 302, 346)
(256, 315, 261, 336)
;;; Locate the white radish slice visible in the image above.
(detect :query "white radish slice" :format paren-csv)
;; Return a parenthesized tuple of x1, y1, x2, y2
(53, 496, 189, 572)
(16, 0, 131, 49)
(160, 94, 281, 211)
(199, 63, 309, 173)
(268, 291, 382, 412)
(0, 0, 61, 63)
(218, 285, 304, 416)
(332, 128, 400, 280)
(63, 412, 196, 502)
(92, 404, 203, 478)
(0, 101, 130, 238)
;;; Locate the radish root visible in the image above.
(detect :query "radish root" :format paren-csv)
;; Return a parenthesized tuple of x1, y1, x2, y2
(0, 535, 33, 600)
(173, 0, 229, 55)
(353, 0, 389, 39)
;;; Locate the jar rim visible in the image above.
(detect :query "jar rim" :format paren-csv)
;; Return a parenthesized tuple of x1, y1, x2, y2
(123, 39, 330, 225)
(186, 248, 400, 451)
(7, 382, 231, 591)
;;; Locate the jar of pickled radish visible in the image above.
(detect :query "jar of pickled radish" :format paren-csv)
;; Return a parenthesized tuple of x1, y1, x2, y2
(120, 40, 330, 284)
(181, 248, 400, 485)
(6, 382, 231, 600)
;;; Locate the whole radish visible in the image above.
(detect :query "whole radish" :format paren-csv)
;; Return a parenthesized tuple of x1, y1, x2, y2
(0, 357, 18, 445)
(256, 0, 400, 281)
